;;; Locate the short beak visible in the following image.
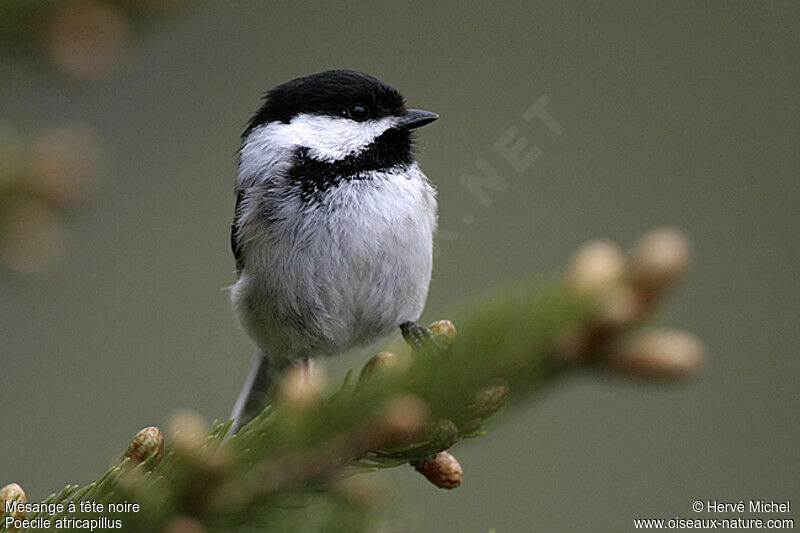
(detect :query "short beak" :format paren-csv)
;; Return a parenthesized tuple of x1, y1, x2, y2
(398, 108, 439, 129)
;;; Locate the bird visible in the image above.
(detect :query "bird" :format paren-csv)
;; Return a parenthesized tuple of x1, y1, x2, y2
(228, 70, 439, 433)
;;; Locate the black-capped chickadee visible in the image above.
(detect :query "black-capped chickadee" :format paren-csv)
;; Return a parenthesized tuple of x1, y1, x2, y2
(229, 70, 439, 432)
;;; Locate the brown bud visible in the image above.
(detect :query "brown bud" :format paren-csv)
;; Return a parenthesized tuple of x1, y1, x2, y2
(168, 410, 207, 454)
(428, 320, 457, 349)
(30, 124, 107, 205)
(556, 328, 592, 363)
(163, 515, 206, 533)
(374, 395, 429, 445)
(417, 419, 460, 454)
(596, 285, 642, 329)
(611, 328, 705, 377)
(630, 227, 691, 297)
(471, 378, 510, 419)
(42, 1, 130, 81)
(0, 483, 27, 521)
(566, 239, 626, 292)
(276, 364, 325, 408)
(122, 426, 164, 468)
(412, 452, 463, 489)
(358, 352, 397, 383)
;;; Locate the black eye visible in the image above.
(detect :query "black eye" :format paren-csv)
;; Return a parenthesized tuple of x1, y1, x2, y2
(346, 103, 370, 121)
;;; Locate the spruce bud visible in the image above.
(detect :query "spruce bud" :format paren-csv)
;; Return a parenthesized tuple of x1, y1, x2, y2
(122, 426, 164, 468)
(411, 452, 463, 489)
(0, 483, 27, 524)
(472, 378, 510, 419)
(612, 328, 705, 377)
(566, 239, 626, 292)
(428, 320, 457, 349)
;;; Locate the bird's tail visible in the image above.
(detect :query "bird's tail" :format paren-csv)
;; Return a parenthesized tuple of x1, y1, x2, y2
(229, 350, 293, 435)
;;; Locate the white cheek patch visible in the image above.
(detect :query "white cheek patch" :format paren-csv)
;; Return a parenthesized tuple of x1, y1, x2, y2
(250, 114, 399, 163)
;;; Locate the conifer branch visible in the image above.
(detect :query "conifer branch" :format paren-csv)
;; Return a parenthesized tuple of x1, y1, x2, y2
(1, 227, 704, 533)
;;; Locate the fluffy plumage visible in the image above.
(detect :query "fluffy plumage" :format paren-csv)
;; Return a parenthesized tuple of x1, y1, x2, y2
(229, 70, 438, 430)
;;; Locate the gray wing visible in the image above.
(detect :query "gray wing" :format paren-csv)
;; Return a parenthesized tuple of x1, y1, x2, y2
(231, 189, 245, 273)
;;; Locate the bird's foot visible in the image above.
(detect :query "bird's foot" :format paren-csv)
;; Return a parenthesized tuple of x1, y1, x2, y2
(400, 321, 445, 362)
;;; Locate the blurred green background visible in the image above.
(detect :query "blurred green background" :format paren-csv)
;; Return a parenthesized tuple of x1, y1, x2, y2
(1, 1, 798, 531)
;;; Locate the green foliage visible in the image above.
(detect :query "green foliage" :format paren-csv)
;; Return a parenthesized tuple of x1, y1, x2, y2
(4, 270, 692, 532)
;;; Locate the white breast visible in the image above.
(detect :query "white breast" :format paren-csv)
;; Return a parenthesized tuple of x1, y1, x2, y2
(231, 164, 437, 360)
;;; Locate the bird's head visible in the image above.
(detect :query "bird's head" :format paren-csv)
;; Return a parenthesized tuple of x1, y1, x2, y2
(242, 70, 438, 164)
